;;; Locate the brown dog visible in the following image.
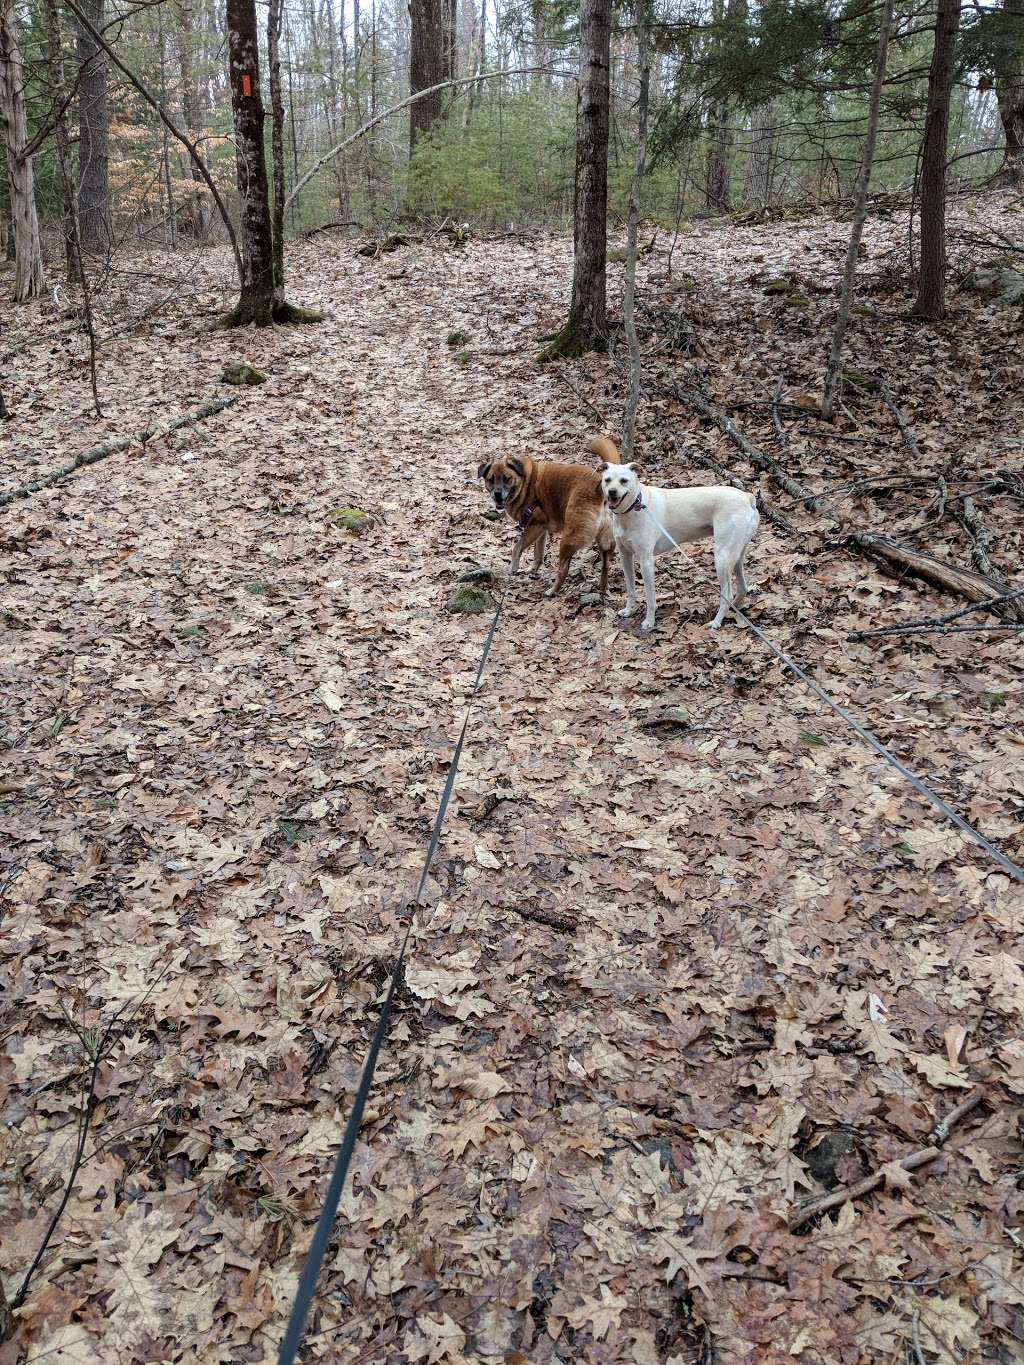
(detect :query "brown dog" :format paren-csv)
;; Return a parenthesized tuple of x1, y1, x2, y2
(478, 455, 613, 596)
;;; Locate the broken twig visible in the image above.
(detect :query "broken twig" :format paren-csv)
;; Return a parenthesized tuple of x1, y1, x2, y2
(0, 397, 235, 507)
(789, 1087, 988, 1230)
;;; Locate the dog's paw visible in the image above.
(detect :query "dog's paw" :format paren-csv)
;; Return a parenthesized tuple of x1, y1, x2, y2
(615, 606, 634, 620)
(707, 619, 724, 631)
(640, 619, 656, 633)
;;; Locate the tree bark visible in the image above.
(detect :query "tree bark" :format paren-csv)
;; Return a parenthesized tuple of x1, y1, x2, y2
(743, 105, 777, 205)
(913, 0, 960, 320)
(223, 0, 276, 324)
(267, 0, 286, 296)
(409, 0, 444, 149)
(76, 0, 112, 250)
(41, 0, 79, 280)
(219, 0, 319, 326)
(622, 6, 651, 459)
(822, 0, 893, 421)
(539, 0, 611, 359)
(442, 0, 457, 82)
(0, 0, 44, 300)
(993, 0, 1024, 186)
(174, 0, 211, 240)
(704, 0, 746, 212)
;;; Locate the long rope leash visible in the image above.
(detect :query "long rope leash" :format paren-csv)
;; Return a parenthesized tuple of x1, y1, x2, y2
(635, 499, 1024, 883)
(276, 581, 508, 1365)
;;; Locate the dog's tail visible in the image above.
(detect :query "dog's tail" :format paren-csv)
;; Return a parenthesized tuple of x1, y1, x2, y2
(589, 434, 620, 463)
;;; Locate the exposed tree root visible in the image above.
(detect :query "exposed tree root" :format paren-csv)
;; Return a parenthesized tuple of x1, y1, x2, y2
(537, 319, 606, 362)
(0, 397, 235, 506)
(215, 298, 325, 329)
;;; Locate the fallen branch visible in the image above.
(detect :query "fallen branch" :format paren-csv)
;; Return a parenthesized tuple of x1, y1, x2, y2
(788, 1087, 987, 1231)
(284, 66, 574, 213)
(879, 383, 923, 464)
(847, 532, 1022, 618)
(658, 379, 821, 511)
(0, 397, 234, 507)
(956, 495, 1023, 619)
(847, 585, 1024, 641)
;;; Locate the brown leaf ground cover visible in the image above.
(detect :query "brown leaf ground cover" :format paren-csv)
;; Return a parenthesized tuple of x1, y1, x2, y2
(1, 196, 1023, 1364)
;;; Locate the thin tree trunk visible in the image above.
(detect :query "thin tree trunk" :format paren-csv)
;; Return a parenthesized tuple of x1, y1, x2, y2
(41, 0, 79, 280)
(622, 7, 651, 459)
(993, 0, 1024, 186)
(409, 0, 443, 149)
(539, 0, 611, 358)
(0, 0, 44, 300)
(76, 0, 112, 250)
(442, 0, 456, 82)
(157, 6, 177, 249)
(913, 0, 960, 319)
(175, 0, 209, 240)
(822, 0, 893, 421)
(268, 0, 286, 295)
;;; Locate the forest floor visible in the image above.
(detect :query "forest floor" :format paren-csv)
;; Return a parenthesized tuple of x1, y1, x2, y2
(1, 192, 1023, 1365)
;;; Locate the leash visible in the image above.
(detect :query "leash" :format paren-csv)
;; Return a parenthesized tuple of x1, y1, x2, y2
(276, 582, 508, 1365)
(635, 500, 1024, 883)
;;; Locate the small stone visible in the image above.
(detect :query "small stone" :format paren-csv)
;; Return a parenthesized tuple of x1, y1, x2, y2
(329, 507, 372, 535)
(762, 278, 790, 295)
(447, 584, 496, 615)
(578, 592, 604, 607)
(783, 294, 810, 309)
(459, 567, 497, 585)
(221, 361, 267, 386)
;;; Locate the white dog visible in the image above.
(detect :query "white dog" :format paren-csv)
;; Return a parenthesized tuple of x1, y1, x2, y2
(590, 436, 759, 631)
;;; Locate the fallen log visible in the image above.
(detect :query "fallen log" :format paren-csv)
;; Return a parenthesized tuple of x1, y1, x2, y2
(0, 396, 235, 507)
(847, 532, 1021, 619)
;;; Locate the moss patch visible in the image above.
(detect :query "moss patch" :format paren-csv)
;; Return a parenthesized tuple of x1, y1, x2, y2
(762, 278, 791, 295)
(329, 507, 372, 535)
(841, 368, 881, 393)
(783, 294, 809, 310)
(447, 329, 472, 348)
(447, 584, 496, 615)
(222, 361, 267, 386)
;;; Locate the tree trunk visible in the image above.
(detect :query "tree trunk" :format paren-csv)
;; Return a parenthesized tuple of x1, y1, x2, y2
(409, 0, 443, 149)
(175, 1, 211, 240)
(913, 0, 960, 320)
(0, 0, 44, 300)
(76, 0, 112, 250)
(219, 0, 320, 327)
(539, 0, 611, 359)
(267, 0, 285, 295)
(994, 0, 1024, 186)
(743, 105, 777, 205)
(822, 0, 893, 421)
(221, 0, 276, 324)
(704, 0, 746, 211)
(442, 0, 456, 82)
(622, 5, 651, 459)
(42, 0, 79, 280)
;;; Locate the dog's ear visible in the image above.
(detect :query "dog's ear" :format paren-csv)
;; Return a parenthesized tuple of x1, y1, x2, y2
(625, 462, 641, 474)
(599, 461, 609, 471)
(509, 457, 526, 478)
(477, 462, 491, 481)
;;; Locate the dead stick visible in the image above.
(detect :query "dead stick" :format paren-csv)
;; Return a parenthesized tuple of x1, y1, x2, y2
(848, 623, 1024, 641)
(879, 383, 923, 463)
(0, 397, 235, 507)
(508, 904, 576, 932)
(848, 531, 1021, 615)
(788, 1087, 987, 1231)
(658, 379, 821, 511)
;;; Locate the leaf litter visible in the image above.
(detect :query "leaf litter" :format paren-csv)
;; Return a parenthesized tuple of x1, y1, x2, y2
(1, 196, 1023, 1363)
